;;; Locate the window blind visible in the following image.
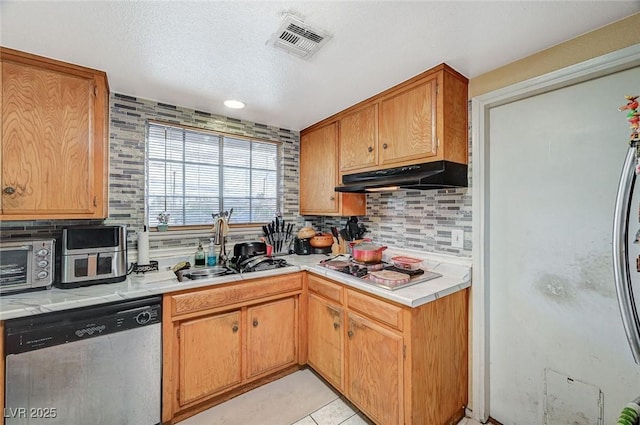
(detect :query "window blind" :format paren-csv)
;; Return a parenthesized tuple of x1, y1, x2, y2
(147, 122, 279, 227)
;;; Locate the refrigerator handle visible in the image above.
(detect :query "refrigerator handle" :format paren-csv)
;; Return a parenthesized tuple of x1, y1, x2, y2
(613, 145, 640, 364)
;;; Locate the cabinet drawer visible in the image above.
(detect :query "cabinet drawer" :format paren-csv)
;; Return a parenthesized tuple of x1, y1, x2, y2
(308, 274, 343, 303)
(171, 273, 303, 316)
(346, 289, 404, 331)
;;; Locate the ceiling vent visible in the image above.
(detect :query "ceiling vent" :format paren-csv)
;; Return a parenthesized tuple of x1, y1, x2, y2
(269, 14, 331, 60)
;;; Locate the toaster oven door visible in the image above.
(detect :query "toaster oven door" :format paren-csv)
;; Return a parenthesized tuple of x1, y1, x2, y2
(0, 246, 33, 293)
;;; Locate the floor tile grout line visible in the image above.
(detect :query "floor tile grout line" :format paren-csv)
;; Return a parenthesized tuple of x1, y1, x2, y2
(337, 412, 357, 424)
(290, 414, 320, 425)
(308, 395, 342, 418)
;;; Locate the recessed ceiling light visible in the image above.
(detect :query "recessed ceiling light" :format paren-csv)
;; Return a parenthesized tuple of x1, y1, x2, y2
(224, 100, 245, 109)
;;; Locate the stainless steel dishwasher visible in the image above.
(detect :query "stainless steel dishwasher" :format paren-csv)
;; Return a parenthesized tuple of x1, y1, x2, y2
(4, 296, 162, 425)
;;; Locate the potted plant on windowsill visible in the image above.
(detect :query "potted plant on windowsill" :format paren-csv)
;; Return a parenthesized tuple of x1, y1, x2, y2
(156, 212, 170, 232)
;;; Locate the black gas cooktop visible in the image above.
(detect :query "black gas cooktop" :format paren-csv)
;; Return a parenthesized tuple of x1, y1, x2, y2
(318, 256, 442, 290)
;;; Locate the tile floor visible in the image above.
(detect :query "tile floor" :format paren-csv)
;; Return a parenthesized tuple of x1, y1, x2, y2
(179, 368, 482, 425)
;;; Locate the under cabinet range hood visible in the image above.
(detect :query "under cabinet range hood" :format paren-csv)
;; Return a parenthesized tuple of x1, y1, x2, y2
(335, 161, 468, 193)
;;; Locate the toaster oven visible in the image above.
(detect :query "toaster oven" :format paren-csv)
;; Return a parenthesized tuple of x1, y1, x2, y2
(0, 239, 55, 294)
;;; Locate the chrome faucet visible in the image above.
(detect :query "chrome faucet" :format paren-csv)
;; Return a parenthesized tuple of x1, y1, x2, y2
(213, 217, 229, 265)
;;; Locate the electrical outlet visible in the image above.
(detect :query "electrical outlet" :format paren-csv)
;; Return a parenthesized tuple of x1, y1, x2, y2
(451, 229, 464, 248)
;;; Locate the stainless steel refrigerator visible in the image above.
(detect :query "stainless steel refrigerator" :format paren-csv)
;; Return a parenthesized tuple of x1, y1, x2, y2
(614, 136, 640, 364)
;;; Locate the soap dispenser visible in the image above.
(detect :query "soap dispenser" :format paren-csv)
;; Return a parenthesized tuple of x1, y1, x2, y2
(207, 238, 217, 266)
(194, 242, 206, 267)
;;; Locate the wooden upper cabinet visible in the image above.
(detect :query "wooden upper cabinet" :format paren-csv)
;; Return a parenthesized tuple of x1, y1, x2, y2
(300, 123, 339, 214)
(303, 63, 468, 178)
(339, 104, 378, 173)
(0, 47, 109, 220)
(379, 77, 437, 167)
(299, 122, 365, 216)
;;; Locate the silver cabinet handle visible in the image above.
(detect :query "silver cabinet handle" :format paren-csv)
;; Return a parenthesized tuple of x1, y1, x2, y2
(382, 143, 388, 149)
(232, 324, 239, 333)
(333, 322, 339, 330)
(3, 187, 15, 195)
(367, 146, 373, 153)
(253, 319, 259, 327)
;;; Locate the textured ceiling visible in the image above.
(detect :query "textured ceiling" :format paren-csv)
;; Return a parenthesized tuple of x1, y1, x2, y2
(1, 1, 639, 131)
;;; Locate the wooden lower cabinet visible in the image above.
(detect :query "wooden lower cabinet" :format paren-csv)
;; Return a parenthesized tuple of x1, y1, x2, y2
(346, 311, 404, 425)
(247, 297, 298, 378)
(162, 271, 467, 425)
(178, 311, 242, 406)
(307, 293, 344, 391)
(163, 273, 303, 424)
(307, 273, 468, 425)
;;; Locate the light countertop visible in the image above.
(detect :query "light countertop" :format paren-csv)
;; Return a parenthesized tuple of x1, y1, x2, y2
(0, 248, 471, 321)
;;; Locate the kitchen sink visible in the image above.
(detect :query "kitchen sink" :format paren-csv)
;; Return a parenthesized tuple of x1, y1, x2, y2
(176, 266, 237, 281)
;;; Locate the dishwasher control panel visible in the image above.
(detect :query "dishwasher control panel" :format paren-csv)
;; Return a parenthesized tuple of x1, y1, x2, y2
(4, 296, 161, 355)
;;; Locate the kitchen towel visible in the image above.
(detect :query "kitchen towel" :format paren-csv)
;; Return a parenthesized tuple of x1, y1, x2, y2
(137, 228, 150, 265)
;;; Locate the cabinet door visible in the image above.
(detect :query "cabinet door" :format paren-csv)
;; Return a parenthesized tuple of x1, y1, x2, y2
(379, 78, 437, 167)
(1, 58, 106, 218)
(307, 293, 343, 391)
(339, 104, 377, 172)
(300, 123, 340, 215)
(346, 312, 403, 425)
(247, 297, 297, 378)
(179, 311, 242, 406)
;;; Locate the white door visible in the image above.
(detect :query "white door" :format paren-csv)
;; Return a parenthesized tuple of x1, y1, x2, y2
(488, 66, 640, 424)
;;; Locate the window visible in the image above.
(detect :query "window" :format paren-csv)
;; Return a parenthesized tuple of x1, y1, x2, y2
(147, 122, 279, 227)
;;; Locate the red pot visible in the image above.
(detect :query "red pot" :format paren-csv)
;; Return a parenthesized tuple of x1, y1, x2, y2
(349, 241, 387, 263)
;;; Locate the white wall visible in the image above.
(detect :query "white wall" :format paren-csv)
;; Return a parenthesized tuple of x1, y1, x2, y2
(488, 66, 640, 424)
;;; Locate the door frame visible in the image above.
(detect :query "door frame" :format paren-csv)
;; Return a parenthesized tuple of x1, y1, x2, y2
(470, 43, 640, 422)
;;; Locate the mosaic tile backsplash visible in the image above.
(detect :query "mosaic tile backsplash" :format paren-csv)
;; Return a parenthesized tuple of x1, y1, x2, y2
(105, 93, 303, 250)
(0, 94, 472, 258)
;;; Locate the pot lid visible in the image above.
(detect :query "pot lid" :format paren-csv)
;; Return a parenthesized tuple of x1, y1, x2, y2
(352, 241, 385, 251)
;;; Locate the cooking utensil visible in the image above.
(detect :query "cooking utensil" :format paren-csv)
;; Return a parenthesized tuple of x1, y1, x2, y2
(339, 229, 350, 242)
(263, 216, 294, 255)
(286, 223, 293, 243)
(347, 216, 360, 242)
(310, 233, 334, 248)
(331, 227, 340, 244)
(321, 259, 351, 269)
(349, 241, 387, 263)
(357, 223, 367, 239)
(233, 242, 267, 258)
